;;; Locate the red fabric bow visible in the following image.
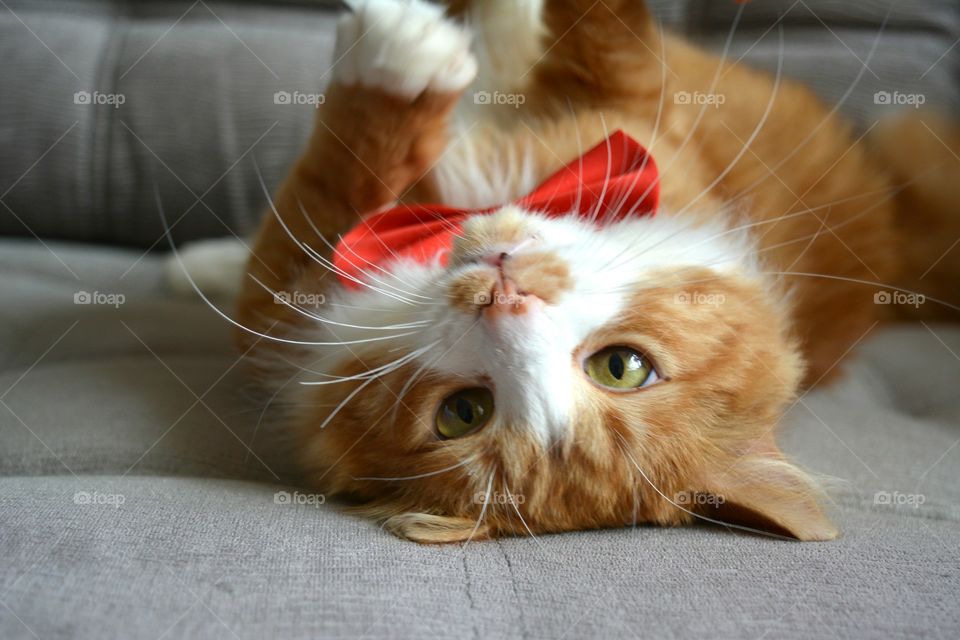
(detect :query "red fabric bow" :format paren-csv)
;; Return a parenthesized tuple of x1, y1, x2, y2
(332, 130, 659, 289)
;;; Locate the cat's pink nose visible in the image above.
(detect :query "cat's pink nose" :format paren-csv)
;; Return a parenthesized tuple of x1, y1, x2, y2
(481, 251, 510, 268)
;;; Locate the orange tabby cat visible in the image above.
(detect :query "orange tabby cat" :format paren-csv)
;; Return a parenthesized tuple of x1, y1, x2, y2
(233, 0, 959, 542)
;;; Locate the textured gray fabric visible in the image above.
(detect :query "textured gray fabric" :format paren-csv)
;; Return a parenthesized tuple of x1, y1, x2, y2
(3, 476, 958, 640)
(1, 241, 959, 639)
(0, 0, 342, 246)
(1, 0, 957, 246)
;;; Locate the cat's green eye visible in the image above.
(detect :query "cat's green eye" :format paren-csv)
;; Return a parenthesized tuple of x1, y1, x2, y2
(436, 388, 494, 439)
(584, 346, 658, 390)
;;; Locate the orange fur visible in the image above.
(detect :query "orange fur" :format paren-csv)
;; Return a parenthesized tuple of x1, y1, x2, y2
(237, 0, 958, 543)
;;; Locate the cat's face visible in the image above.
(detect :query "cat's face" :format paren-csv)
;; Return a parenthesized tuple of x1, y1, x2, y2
(291, 208, 838, 542)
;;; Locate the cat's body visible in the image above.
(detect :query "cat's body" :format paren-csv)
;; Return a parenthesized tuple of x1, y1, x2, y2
(227, 0, 959, 542)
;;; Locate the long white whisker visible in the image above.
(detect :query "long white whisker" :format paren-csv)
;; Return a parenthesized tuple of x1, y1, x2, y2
(603, 24, 671, 226)
(250, 158, 423, 306)
(354, 456, 478, 482)
(760, 272, 960, 313)
(588, 114, 614, 224)
(727, 5, 893, 202)
(503, 483, 551, 553)
(389, 316, 481, 426)
(674, 25, 786, 218)
(312, 343, 431, 429)
(299, 236, 426, 306)
(247, 273, 428, 332)
(157, 187, 416, 347)
(297, 200, 437, 301)
(615, 433, 795, 541)
(640, 1, 748, 193)
(301, 341, 438, 387)
(464, 471, 495, 546)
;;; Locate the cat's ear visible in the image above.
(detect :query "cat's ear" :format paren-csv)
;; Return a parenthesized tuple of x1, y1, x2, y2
(698, 455, 839, 541)
(384, 512, 489, 544)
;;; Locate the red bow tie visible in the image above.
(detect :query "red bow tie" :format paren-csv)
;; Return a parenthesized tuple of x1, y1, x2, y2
(332, 130, 659, 289)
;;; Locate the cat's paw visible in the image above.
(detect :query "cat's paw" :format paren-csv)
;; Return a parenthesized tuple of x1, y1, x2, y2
(334, 0, 477, 99)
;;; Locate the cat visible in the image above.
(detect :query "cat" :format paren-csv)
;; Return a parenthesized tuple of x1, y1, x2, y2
(214, 0, 959, 543)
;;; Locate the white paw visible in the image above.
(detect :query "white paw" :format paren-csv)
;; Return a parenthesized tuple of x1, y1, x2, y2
(334, 0, 477, 98)
(165, 237, 250, 299)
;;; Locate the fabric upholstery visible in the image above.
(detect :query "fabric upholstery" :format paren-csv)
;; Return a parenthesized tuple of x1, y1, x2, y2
(0, 0, 957, 246)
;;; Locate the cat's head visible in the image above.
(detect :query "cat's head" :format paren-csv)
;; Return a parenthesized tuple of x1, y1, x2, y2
(290, 206, 838, 543)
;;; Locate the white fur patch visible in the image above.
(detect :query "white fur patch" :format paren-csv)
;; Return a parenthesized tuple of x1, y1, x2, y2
(432, 130, 540, 208)
(165, 237, 249, 298)
(334, 0, 478, 98)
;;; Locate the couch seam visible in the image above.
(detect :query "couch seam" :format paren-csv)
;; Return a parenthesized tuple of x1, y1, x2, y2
(87, 4, 124, 244)
(460, 547, 481, 640)
(101, 9, 132, 245)
(497, 539, 529, 640)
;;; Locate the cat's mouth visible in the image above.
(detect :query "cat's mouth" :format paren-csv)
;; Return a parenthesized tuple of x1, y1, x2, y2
(480, 275, 543, 319)
(445, 248, 573, 315)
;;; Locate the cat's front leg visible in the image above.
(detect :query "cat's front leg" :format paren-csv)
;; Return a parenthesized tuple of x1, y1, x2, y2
(238, 0, 477, 345)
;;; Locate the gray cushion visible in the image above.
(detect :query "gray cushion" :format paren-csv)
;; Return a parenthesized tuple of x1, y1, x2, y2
(0, 0, 957, 246)
(4, 476, 958, 639)
(2, 241, 960, 639)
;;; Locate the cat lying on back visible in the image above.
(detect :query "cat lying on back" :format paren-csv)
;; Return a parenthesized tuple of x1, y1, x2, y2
(215, 0, 959, 543)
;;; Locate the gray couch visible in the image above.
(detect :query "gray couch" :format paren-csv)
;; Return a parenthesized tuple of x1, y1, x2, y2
(1, 1, 959, 638)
